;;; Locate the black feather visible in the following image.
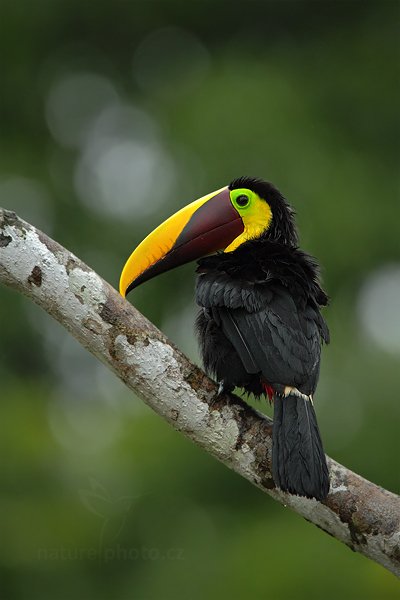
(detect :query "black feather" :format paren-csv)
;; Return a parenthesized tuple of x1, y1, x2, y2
(272, 394, 330, 500)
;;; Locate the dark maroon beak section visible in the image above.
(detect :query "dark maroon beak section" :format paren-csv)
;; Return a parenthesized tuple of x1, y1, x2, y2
(126, 188, 244, 294)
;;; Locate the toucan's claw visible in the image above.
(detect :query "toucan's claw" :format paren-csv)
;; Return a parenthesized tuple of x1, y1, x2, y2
(217, 381, 233, 396)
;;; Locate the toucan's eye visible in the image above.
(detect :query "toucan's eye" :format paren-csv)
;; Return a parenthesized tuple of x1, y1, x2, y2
(230, 188, 254, 211)
(236, 194, 250, 208)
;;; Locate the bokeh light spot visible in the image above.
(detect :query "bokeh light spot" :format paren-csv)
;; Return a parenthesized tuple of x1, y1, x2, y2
(74, 103, 175, 219)
(45, 72, 119, 148)
(358, 264, 400, 353)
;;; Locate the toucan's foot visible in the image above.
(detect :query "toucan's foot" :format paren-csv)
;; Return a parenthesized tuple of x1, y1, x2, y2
(217, 380, 233, 396)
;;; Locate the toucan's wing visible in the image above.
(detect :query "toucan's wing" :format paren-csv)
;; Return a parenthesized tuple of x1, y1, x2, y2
(196, 272, 324, 392)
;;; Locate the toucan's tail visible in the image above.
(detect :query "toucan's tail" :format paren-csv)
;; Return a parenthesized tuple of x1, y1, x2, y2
(272, 393, 330, 500)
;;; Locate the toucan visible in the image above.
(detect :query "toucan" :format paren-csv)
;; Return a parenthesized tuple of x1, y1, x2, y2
(119, 177, 330, 500)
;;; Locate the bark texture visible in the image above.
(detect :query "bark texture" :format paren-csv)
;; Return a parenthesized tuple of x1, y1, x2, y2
(0, 208, 399, 577)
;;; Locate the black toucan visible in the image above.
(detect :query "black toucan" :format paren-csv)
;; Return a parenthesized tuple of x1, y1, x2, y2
(119, 177, 330, 500)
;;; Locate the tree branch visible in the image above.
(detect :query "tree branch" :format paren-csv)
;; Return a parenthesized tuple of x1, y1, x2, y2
(0, 207, 399, 577)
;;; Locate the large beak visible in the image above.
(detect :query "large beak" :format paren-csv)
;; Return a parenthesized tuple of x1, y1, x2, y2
(120, 186, 244, 296)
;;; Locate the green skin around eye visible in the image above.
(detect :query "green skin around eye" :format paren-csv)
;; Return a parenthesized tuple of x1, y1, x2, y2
(229, 188, 255, 213)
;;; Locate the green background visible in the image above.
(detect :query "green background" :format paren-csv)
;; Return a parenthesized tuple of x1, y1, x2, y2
(0, 1, 399, 598)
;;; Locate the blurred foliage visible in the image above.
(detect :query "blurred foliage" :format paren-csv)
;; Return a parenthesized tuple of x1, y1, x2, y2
(0, 1, 399, 598)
